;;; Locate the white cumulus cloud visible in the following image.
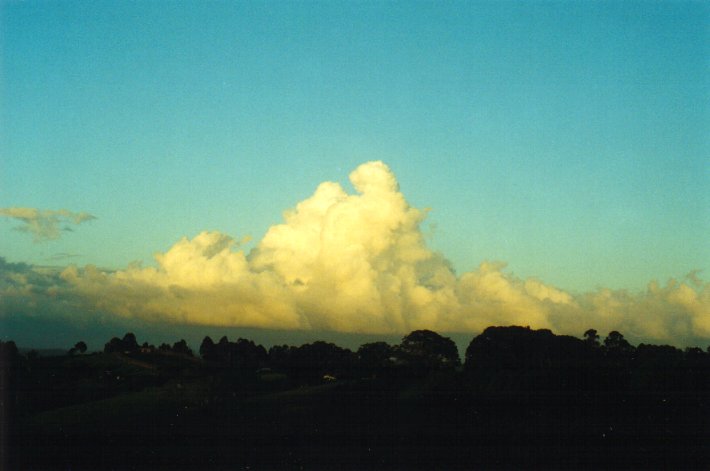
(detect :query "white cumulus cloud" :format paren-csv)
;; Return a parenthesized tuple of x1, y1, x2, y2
(1, 162, 708, 345)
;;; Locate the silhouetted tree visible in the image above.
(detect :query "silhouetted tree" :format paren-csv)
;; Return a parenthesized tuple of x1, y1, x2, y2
(199, 336, 267, 369)
(104, 334, 140, 353)
(199, 336, 215, 360)
(172, 339, 193, 357)
(682, 347, 709, 391)
(604, 331, 633, 353)
(599, 331, 635, 390)
(68, 340, 87, 355)
(104, 337, 124, 354)
(398, 330, 460, 372)
(284, 341, 355, 383)
(357, 342, 394, 377)
(583, 329, 600, 347)
(465, 326, 590, 392)
(230, 338, 268, 369)
(122, 333, 139, 353)
(268, 345, 295, 371)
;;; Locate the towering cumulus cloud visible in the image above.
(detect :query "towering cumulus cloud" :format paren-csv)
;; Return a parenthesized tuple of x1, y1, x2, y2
(2, 162, 708, 343)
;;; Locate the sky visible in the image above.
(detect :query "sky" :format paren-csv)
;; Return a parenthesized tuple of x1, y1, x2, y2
(1, 1, 708, 349)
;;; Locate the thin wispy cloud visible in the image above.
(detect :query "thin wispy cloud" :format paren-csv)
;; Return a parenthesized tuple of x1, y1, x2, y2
(0, 207, 96, 242)
(46, 253, 82, 262)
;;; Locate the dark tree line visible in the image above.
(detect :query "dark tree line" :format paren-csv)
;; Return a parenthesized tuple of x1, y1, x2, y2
(464, 326, 710, 394)
(200, 335, 268, 370)
(193, 326, 710, 394)
(5, 327, 709, 391)
(103, 333, 193, 357)
(4, 326, 709, 405)
(194, 329, 461, 385)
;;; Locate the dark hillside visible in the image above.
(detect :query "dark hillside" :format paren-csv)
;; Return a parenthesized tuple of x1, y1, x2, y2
(4, 328, 709, 470)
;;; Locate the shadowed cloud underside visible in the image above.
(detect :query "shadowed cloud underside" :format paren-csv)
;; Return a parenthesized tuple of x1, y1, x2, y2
(0, 208, 96, 242)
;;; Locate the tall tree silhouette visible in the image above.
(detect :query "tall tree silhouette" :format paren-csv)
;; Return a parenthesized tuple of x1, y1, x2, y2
(603, 331, 633, 353)
(172, 339, 193, 357)
(68, 341, 87, 355)
(398, 330, 460, 373)
(583, 329, 600, 347)
(122, 333, 139, 353)
(199, 336, 215, 360)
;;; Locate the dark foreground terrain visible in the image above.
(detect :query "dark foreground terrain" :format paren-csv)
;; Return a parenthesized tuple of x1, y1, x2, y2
(3, 327, 709, 470)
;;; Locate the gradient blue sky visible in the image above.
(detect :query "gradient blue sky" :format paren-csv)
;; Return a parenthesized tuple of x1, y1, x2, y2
(2, 1, 708, 294)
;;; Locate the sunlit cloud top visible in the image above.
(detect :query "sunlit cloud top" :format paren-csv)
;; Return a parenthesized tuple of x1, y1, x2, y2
(1, 162, 707, 345)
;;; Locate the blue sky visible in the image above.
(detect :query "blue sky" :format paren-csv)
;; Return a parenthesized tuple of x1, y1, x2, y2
(1, 2, 708, 347)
